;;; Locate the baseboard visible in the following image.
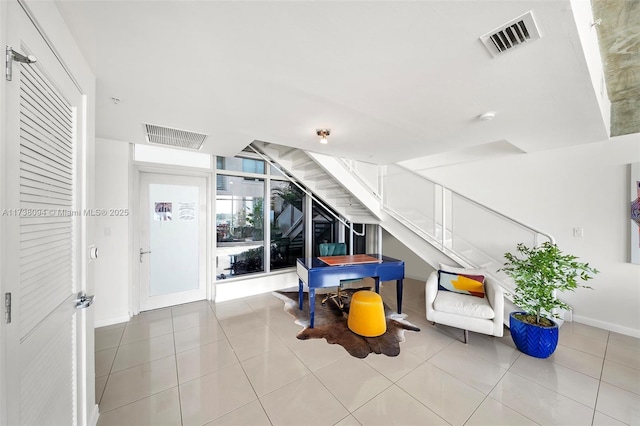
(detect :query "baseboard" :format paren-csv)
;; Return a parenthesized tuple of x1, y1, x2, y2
(215, 271, 298, 302)
(94, 315, 130, 328)
(573, 314, 640, 338)
(88, 404, 99, 426)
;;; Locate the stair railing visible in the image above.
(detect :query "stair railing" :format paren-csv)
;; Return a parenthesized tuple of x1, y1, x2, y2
(381, 163, 555, 295)
(248, 143, 366, 237)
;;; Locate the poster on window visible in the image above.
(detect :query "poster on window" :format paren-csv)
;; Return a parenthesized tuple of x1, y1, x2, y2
(631, 163, 640, 264)
(154, 202, 172, 221)
(178, 202, 196, 221)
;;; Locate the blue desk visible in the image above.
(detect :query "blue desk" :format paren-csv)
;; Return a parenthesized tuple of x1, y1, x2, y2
(296, 255, 405, 328)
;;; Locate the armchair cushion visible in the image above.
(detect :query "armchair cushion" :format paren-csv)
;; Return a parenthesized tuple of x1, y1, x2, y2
(433, 291, 495, 319)
(437, 270, 485, 298)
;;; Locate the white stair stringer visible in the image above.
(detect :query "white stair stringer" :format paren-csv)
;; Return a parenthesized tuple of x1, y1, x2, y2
(254, 142, 379, 224)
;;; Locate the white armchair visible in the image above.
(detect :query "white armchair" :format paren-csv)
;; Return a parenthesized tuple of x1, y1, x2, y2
(425, 269, 504, 343)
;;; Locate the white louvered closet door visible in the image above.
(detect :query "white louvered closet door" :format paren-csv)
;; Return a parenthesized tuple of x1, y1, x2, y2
(3, 2, 88, 425)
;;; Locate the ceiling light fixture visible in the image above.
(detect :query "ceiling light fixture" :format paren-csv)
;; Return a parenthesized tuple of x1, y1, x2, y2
(316, 128, 330, 144)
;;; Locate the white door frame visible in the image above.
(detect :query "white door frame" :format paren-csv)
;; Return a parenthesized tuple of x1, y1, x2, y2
(131, 164, 213, 315)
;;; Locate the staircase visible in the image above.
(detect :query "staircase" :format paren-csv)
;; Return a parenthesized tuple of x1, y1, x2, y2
(252, 142, 379, 225)
(250, 141, 557, 325)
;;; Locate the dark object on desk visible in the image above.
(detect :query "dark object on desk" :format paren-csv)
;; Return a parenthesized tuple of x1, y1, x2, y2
(274, 287, 420, 359)
(317, 243, 365, 308)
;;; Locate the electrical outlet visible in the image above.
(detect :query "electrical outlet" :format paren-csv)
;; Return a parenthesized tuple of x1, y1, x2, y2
(573, 227, 584, 238)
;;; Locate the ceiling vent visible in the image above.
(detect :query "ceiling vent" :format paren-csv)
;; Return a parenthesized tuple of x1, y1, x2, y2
(480, 11, 541, 57)
(143, 123, 208, 150)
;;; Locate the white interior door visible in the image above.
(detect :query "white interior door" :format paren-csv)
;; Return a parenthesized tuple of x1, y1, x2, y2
(139, 172, 207, 311)
(2, 2, 89, 425)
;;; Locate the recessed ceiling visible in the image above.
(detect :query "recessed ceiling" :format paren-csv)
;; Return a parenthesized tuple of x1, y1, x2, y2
(54, 0, 612, 165)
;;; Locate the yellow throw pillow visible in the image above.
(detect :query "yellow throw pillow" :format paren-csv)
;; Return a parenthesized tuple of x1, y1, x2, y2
(437, 270, 485, 298)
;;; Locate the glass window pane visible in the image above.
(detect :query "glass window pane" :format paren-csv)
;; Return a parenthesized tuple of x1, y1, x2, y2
(216, 156, 265, 174)
(216, 176, 265, 278)
(270, 181, 304, 270)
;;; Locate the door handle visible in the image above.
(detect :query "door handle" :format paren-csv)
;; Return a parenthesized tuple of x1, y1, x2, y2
(75, 292, 95, 309)
(140, 248, 152, 263)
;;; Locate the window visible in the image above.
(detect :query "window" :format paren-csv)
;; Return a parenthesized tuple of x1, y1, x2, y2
(215, 153, 357, 279)
(216, 175, 265, 278)
(215, 154, 287, 279)
(217, 156, 265, 174)
(270, 181, 304, 270)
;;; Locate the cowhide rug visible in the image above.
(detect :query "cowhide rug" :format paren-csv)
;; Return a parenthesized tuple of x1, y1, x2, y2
(274, 287, 420, 359)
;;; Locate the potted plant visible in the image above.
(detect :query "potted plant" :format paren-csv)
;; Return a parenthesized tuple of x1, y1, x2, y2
(500, 242, 599, 358)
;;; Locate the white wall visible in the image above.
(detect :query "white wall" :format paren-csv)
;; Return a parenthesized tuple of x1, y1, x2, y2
(382, 230, 434, 281)
(94, 139, 131, 326)
(420, 135, 640, 337)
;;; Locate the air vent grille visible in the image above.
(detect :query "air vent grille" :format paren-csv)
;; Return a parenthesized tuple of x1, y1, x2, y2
(143, 123, 207, 150)
(480, 11, 541, 57)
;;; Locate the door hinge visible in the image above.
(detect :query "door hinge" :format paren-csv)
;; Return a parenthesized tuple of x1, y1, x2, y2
(4, 292, 11, 324)
(5, 45, 37, 81)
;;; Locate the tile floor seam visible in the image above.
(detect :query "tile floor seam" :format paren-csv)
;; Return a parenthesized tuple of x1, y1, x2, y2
(547, 354, 605, 380)
(590, 331, 610, 426)
(98, 386, 181, 415)
(233, 346, 274, 416)
(270, 329, 361, 415)
(253, 397, 276, 426)
(220, 399, 274, 426)
(556, 339, 598, 354)
(169, 308, 185, 426)
(390, 382, 451, 426)
(332, 413, 354, 426)
(95, 326, 125, 406)
(505, 366, 598, 412)
(349, 380, 395, 415)
(490, 373, 592, 426)
(304, 365, 357, 415)
(424, 358, 494, 397)
(600, 360, 640, 396)
(97, 374, 108, 406)
(461, 364, 525, 426)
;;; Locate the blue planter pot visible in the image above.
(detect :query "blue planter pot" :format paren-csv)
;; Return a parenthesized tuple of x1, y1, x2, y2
(509, 312, 559, 359)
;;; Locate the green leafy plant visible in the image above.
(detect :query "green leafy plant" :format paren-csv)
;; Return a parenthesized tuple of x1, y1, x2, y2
(500, 242, 599, 326)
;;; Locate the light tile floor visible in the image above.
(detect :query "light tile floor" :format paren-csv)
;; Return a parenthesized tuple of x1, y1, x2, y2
(95, 278, 640, 425)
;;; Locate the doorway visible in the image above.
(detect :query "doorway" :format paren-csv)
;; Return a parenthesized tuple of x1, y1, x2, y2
(138, 172, 208, 311)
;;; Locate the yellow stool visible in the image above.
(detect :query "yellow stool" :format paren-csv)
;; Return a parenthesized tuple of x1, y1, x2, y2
(348, 290, 387, 337)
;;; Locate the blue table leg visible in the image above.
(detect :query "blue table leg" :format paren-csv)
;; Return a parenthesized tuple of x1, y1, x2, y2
(298, 279, 304, 310)
(309, 289, 316, 328)
(397, 279, 403, 313)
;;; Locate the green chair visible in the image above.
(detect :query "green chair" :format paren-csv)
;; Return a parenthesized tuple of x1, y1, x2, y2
(319, 242, 347, 257)
(318, 243, 360, 308)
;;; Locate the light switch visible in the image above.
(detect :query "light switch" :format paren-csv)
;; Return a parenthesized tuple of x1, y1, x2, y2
(573, 227, 584, 238)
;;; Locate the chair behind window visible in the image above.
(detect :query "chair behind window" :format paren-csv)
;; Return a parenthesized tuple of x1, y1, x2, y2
(319, 242, 347, 257)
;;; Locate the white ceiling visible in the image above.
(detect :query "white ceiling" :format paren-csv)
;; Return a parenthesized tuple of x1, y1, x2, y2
(54, 0, 610, 165)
